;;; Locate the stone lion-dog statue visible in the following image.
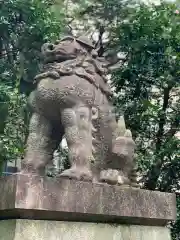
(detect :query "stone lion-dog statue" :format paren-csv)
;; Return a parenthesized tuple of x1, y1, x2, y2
(21, 35, 138, 187)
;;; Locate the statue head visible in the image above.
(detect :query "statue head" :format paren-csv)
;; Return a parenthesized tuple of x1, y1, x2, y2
(41, 36, 95, 63)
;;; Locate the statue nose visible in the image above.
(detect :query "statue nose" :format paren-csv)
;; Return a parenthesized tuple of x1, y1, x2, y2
(46, 44, 55, 51)
(42, 43, 55, 53)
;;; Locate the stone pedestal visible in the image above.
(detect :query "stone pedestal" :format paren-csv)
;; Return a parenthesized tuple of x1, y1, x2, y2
(0, 174, 176, 240)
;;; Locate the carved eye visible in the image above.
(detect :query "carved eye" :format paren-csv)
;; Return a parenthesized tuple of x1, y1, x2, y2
(76, 49, 86, 55)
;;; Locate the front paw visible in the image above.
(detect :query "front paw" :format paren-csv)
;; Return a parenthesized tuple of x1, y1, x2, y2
(58, 167, 93, 182)
(100, 169, 130, 186)
(100, 169, 119, 185)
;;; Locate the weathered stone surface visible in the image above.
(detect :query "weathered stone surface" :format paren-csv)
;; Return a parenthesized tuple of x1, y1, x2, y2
(21, 35, 138, 186)
(0, 174, 176, 226)
(0, 219, 171, 240)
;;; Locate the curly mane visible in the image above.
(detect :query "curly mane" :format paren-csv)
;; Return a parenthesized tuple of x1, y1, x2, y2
(34, 43, 112, 99)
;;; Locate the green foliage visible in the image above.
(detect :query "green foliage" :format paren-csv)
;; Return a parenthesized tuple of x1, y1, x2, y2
(0, 0, 65, 84)
(0, 86, 28, 171)
(110, 2, 180, 192)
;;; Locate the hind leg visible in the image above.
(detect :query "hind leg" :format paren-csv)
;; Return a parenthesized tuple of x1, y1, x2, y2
(21, 113, 63, 175)
(59, 106, 93, 181)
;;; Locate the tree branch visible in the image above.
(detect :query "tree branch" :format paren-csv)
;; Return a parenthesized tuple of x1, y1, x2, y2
(144, 86, 172, 190)
(95, 25, 105, 56)
(166, 118, 180, 138)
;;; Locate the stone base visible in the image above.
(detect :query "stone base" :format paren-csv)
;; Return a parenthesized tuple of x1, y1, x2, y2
(0, 174, 176, 240)
(0, 174, 176, 226)
(0, 219, 171, 240)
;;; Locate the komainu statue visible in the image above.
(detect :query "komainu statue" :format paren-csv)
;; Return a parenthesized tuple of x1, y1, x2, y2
(21, 35, 139, 187)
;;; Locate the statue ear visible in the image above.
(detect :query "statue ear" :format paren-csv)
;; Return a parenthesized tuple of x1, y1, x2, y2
(91, 49, 98, 57)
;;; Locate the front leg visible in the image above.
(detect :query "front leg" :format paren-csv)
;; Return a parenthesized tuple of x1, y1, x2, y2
(21, 113, 62, 176)
(59, 106, 93, 181)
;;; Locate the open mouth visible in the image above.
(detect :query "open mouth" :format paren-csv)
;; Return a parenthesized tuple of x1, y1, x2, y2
(56, 54, 76, 62)
(45, 54, 76, 63)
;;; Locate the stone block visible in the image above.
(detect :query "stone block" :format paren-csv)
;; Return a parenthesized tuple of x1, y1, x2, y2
(0, 219, 172, 240)
(0, 174, 176, 226)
